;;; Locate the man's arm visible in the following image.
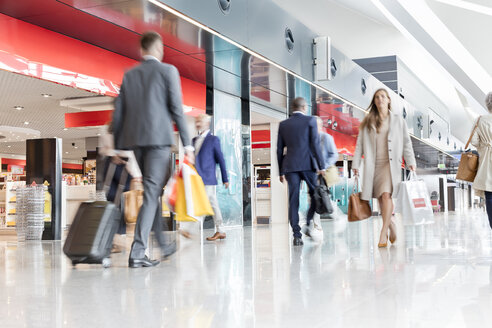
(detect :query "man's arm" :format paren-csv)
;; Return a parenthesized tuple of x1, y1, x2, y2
(112, 76, 126, 149)
(325, 134, 338, 168)
(276, 124, 285, 178)
(309, 118, 325, 171)
(165, 65, 191, 148)
(213, 137, 229, 184)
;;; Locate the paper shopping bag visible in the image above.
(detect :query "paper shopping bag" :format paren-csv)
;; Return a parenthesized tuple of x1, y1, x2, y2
(171, 159, 213, 222)
(396, 173, 434, 225)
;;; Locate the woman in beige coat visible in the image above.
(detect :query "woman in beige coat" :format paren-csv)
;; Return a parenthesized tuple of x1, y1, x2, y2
(471, 92, 492, 228)
(352, 88, 416, 247)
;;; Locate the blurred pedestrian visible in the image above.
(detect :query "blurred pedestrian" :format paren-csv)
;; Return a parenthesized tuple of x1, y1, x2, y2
(471, 92, 492, 228)
(192, 114, 229, 241)
(311, 116, 338, 232)
(113, 31, 194, 268)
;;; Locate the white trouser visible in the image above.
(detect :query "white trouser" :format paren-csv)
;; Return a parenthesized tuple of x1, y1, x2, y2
(205, 185, 224, 232)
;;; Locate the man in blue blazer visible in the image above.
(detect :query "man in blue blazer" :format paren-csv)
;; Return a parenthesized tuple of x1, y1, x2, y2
(277, 97, 325, 246)
(193, 114, 229, 241)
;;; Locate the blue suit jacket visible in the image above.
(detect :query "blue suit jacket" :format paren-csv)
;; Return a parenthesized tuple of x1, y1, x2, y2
(193, 133, 228, 186)
(277, 113, 324, 175)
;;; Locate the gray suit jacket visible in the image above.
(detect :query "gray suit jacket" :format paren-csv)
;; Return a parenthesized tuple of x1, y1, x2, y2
(112, 59, 191, 149)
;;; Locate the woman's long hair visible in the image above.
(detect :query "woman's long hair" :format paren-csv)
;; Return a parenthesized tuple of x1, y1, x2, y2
(359, 88, 391, 133)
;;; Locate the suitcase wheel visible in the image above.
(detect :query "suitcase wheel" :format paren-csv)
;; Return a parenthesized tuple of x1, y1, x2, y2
(102, 257, 112, 268)
(71, 260, 78, 267)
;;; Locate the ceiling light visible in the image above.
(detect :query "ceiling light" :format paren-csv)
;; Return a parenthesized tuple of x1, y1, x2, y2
(96, 133, 101, 136)
(432, 0, 492, 16)
(41, 94, 52, 98)
(63, 128, 68, 131)
(65, 152, 69, 154)
(24, 122, 29, 125)
(7, 146, 11, 148)
(14, 106, 24, 110)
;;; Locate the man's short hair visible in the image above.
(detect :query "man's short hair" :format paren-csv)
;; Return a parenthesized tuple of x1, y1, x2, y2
(140, 31, 162, 51)
(292, 97, 306, 111)
(196, 113, 211, 123)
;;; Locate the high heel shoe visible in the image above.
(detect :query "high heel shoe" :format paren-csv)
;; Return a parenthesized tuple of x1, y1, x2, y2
(378, 242, 388, 248)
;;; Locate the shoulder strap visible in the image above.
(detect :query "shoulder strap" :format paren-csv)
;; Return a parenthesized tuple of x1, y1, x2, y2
(465, 117, 481, 149)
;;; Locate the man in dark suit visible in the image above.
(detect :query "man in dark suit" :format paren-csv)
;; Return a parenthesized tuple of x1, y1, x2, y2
(113, 31, 194, 268)
(277, 97, 324, 246)
(192, 114, 229, 241)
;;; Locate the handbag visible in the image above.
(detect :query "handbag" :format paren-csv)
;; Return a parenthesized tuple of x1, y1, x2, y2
(314, 175, 333, 215)
(347, 177, 371, 222)
(123, 189, 143, 224)
(323, 165, 340, 187)
(456, 117, 481, 182)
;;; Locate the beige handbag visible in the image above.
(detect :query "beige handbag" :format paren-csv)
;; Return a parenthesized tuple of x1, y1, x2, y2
(123, 180, 144, 224)
(456, 117, 481, 182)
(347, 177, 372, 222)
(323, 165, 340, 187)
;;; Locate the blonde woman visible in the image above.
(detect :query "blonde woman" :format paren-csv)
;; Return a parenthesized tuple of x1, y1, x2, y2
(352, 88, 416, 247)
(471, 92, 492, 227)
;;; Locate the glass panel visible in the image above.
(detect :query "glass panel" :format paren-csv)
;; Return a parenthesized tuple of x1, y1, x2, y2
(214, 90, 243, 226)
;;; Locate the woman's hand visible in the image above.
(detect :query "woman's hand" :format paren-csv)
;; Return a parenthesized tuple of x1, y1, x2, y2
(353, 169, 359, 176)
(409, 165, 416, 171)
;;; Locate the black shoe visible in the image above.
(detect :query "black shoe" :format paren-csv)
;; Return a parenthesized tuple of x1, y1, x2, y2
(293, 237, 304, 246)
(129, 256, 160, 268)
(161, 243, 177, 260)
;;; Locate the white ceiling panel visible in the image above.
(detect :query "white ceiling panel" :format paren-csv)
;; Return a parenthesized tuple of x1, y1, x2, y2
(0, 70, 103, 161)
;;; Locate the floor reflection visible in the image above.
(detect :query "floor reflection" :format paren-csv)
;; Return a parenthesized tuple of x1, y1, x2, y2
(0, 210, 492, 327)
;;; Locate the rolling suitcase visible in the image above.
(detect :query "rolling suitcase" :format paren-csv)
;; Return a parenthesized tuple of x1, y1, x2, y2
(63, 201, 120, 268)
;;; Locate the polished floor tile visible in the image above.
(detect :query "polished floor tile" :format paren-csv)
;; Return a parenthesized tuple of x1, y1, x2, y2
(1, 210, 492, 328)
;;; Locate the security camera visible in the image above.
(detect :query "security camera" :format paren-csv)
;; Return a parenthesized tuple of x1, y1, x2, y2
(72, 143, 75, 147)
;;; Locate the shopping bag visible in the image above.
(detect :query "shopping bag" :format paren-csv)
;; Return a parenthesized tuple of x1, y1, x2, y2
(165, 158, 214, 222)
(323, 165, 340, 187)
(456, 117, 480, 182)
(396, 172, 434, 225)
(123, 189, 143, 224)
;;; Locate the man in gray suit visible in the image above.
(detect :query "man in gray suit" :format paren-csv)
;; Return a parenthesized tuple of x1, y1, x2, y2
(113, 31, 194, 268)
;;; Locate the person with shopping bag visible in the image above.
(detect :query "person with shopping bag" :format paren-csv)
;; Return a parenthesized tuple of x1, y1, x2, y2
(96, 122, 143, 252)
(352, 88, 416, 247)
(470, 92, 492, 228)
(112, 31, 194, 268)
(311, 116, 338, 237)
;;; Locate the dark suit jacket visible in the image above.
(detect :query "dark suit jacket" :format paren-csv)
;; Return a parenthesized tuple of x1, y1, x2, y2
(112, 59, 191, 149)
(193, 133, 228, 186)
(277, 112, 324, 175)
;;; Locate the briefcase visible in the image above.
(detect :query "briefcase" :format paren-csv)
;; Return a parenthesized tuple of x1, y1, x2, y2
(347, 177, 371, 222)
(314, 175, 333, 215)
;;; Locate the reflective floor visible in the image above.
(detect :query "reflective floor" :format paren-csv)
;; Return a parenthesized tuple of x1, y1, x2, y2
(1, 210, 492, 328)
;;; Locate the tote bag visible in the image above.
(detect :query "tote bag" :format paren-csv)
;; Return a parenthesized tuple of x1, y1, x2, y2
(396, 172, 434, 225)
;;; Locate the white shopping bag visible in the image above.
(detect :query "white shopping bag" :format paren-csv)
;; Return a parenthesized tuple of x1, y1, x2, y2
(396, 172, 434, 225)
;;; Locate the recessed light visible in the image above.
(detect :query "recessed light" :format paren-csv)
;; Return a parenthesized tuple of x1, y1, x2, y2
(63, 128, 68, 131)
(41, 94, 52, 98)
(24, 122, 29, 125)
(74, 146, 78, 149)
(14, 106, 24, 110)
(96, 133, 101, 136)
(65, 152, 68, 154)
(7, 146, 11, 148)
